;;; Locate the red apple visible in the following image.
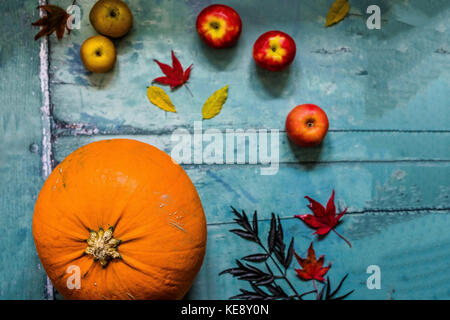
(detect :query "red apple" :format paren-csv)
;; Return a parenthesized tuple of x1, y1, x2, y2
(286, 104, 329, 147)
(253, 31, 296, 71)
(196, 4, 242, 49)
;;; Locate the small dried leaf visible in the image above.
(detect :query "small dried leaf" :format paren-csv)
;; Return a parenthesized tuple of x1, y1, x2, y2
(265, 283, 288, 298)
(254, 276, 274, 286)
(274, 248, 285, 266)
(250, 283, 268, 297)
(242, 254, 269, 263)
(219, 268, 246, 276)
(147, 86, 176, 113)
(268, 213, 276, 252)
(325, 0, 350, 27)
(252, 211, 258, 237)
(230, 229, 256, 241)
(202, 85, 229, 120)
(231, 206, 243, 220)
(318, 274, 354, 300)
(32, 5, 71, 40)
(284, 238, 295, 269)
(241, 210, 252, 232)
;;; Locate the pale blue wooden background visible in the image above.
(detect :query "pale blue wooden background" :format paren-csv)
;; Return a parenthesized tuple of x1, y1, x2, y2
(0, 0, 449, 299)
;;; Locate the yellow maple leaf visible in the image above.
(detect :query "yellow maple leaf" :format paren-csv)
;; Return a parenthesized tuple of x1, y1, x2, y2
(326, 0, 350, 27)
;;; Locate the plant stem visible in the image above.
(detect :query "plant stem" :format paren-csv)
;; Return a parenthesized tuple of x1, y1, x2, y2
(293, 289, 317, 300)
(185, 84, 193, 97)
(313, 280, 319, 300)
(256, 240, 300, 298)
(332, 228, 352, 248)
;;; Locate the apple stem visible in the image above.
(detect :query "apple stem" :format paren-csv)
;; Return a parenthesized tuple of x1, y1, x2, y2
(332, 228, 352, 248)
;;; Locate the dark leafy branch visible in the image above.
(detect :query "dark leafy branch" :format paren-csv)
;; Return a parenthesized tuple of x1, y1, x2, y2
(317, 274, 355, 300)
(220, 207, 354, 300)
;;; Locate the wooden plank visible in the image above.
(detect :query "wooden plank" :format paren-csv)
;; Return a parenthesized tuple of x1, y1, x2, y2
(44, 0, 449, 300)
(186, 163, 450, 223)
(53, 131, 450, 164)
(48, 0, 450, 131)
(0, 1, 48, 299)
(187, 212, 450, 299)
(53, 136, 450, 223)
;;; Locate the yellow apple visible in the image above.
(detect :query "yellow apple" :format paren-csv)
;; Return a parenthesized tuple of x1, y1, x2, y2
(89, 0, 133, 38)
(80, 35, 117, 73)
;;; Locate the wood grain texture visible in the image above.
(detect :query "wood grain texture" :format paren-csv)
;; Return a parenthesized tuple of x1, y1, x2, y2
(46, 0, 450, 300)
(0, 0, 48, 299)
(54, 136, 450, 221)
(48, 0, 450, 132)
(54, 131, 450, 164)
(189, 212, 450, 300)
(0, 0, 448, 300)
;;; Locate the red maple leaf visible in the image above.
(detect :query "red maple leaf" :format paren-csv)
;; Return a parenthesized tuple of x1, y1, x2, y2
(294, 242, 331, 282)
(152, 51, 193, 89)
(295, 190, 351, 247)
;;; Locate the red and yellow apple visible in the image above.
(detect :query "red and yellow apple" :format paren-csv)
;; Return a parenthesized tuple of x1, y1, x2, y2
(286, 104, 329, 147)
(196, 4, 242, 49)
(253, 31, 296, 71)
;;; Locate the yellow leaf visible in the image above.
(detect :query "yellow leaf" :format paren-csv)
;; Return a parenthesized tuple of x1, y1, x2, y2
(147, 86, 176, 113)
(202, 85, 229, 120)
(325, 0, 350, 27)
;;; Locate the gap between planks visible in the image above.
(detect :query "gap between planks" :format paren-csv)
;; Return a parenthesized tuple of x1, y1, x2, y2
(207, 207, 450, 226)
(38, 0, 54, 301)
(53, 128, 450, 137)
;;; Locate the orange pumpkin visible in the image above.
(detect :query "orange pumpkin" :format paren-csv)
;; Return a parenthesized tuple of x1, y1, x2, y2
(33, 139, 207, 300)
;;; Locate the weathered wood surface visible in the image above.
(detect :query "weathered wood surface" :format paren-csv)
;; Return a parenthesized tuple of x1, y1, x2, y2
(0, 0, 448, 299)
(46, 0, 449, 300)
(191, 213, 450, 300)
(49, 0, 450, 132)
(0, 1, 48, 299)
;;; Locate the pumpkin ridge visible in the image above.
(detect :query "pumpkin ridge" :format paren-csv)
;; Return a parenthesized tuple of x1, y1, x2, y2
(108, 167, 174, 234)
(119, 256, 169, 283)
(80, 260, 97, 280)
(119, 251, 204, 287)
(113, 187, 204, 245)
(34, 192, 91, 237)
(34, 217, 88, 243)
(54, 251, 87, 280)
(119, 248, 206, 272)
(46, 165, 97, 232)
(109, 264, 145, 300)
(119, 244, 206, 255)
(43, 250, 86, 271)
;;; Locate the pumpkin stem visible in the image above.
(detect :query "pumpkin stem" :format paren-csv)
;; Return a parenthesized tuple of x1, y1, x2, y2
(85, 227, 121, 267)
